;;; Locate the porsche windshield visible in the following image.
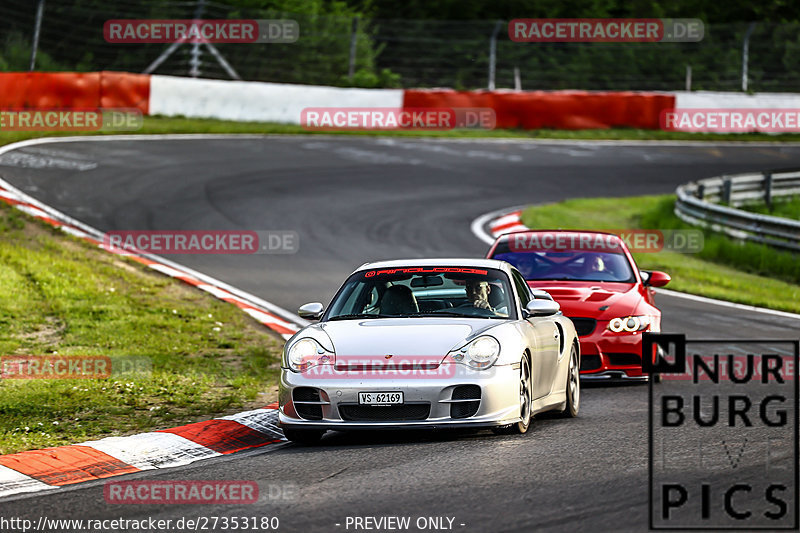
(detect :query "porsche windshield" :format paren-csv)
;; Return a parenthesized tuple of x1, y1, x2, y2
(325, 267, 516, 320)
(491, 250, 636, 283)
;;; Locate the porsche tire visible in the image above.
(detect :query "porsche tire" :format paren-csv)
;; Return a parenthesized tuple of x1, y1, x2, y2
(493, 352, 533, 435)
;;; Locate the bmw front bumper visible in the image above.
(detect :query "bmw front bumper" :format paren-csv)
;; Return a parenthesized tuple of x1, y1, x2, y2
(578, 328, 648, 380)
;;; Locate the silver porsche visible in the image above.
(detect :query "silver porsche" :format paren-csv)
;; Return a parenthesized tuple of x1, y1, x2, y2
(278, 258, 581, 443)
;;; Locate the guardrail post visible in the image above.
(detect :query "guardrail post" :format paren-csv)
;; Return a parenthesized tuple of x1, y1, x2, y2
(29, 0, 45, 71)
(721, 178, 732, 205)
(348, 17, 359, 80)
(695, 183, 705, 200)
(741, 22, 756, 92)
(764, 172, 773, 210)
(488, 20, 503, 90)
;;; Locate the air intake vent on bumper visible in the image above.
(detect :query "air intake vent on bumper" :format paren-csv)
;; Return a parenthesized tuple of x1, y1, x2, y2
(450, 385, 481, 419)
(293, 387, 323, 420)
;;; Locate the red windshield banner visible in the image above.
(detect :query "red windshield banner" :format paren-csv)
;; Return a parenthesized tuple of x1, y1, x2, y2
(364, 267, 488, 278)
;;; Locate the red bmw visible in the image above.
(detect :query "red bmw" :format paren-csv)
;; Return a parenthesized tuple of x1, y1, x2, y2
(487, 230, 670, 381)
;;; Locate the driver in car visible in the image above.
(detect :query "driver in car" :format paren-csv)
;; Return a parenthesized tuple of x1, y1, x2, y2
(583, 254, 618, 281)
(465, 279, 494, 311)
(587, 255, 605, 274)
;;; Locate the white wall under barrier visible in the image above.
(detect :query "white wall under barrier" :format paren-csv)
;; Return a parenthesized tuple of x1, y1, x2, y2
(674, 91, 800, 109)
(149, 75, 404, 124)
(670, 91, 800, 133)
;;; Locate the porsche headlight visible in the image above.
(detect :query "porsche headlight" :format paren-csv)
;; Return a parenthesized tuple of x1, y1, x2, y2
(286, 338, 331, 372)
(608, 315, 652, 333)
(451, 336, 500, 370)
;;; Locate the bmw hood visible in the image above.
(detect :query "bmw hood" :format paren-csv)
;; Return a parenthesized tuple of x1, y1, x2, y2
(528, 282, 643, 317)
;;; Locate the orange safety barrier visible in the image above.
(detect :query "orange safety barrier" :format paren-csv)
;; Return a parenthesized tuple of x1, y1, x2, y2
(403, 89, 675, 130)
(0, 72, 96, 109)
(99, 71, 150, 113)
(0, 71, 149, 114)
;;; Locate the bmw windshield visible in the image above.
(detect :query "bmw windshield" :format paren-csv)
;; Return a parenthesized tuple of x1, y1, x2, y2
(490, 234, 636, 283)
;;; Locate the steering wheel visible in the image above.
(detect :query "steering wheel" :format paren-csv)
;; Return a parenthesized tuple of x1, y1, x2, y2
(452, 304, 497, 317)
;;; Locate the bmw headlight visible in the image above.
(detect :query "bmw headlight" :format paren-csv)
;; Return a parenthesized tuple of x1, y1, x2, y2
(286, 338, 332, 372)
(607, 315, 652, 333)
(451, 336, 500, 370)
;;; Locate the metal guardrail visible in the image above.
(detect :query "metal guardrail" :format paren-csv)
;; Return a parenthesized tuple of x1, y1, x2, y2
(675, 169, 800, 252)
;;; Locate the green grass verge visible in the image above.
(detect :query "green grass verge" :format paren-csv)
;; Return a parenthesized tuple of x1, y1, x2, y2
(2, 115, 800, 148)
(519, 195, 800, 313)
(0, 202, 284, 455)
(739, 195, 800, 220)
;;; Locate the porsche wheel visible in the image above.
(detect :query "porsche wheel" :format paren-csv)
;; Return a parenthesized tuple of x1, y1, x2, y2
(493, 352, 532, 435)
(282, 427, 325, 445)
(560, 344, 580, 418)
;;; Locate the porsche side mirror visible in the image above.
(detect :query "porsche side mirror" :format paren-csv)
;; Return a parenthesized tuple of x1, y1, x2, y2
(524, 299, 560, 318)
(298, 302, 325, 320)
(643, 271, 670, 288)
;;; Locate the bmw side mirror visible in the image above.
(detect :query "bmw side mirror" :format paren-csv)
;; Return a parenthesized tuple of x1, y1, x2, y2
(298, 302, 324, 320)
(643, 270, 670, 288)
(524, 299, 560, 318)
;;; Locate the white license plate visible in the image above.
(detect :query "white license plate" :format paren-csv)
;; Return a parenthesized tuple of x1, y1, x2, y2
(358, 391, 404, 405)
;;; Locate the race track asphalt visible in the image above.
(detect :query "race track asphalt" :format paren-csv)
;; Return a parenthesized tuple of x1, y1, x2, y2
(1, 136, 799, 532)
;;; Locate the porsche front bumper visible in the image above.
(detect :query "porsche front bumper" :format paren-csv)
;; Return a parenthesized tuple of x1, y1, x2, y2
(278, 363, 522, 430)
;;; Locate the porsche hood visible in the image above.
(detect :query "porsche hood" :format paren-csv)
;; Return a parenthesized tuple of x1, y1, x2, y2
(307, 317, 500, 359)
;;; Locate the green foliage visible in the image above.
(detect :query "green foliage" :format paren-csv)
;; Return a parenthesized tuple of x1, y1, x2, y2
(1, 0, 401, 87)
(2, 1, 799, 89)
(340, 67, 401, 88)
(4, 1, 798, 90)
(0, 31, 66, 71)
(347, 0, 800, 22)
